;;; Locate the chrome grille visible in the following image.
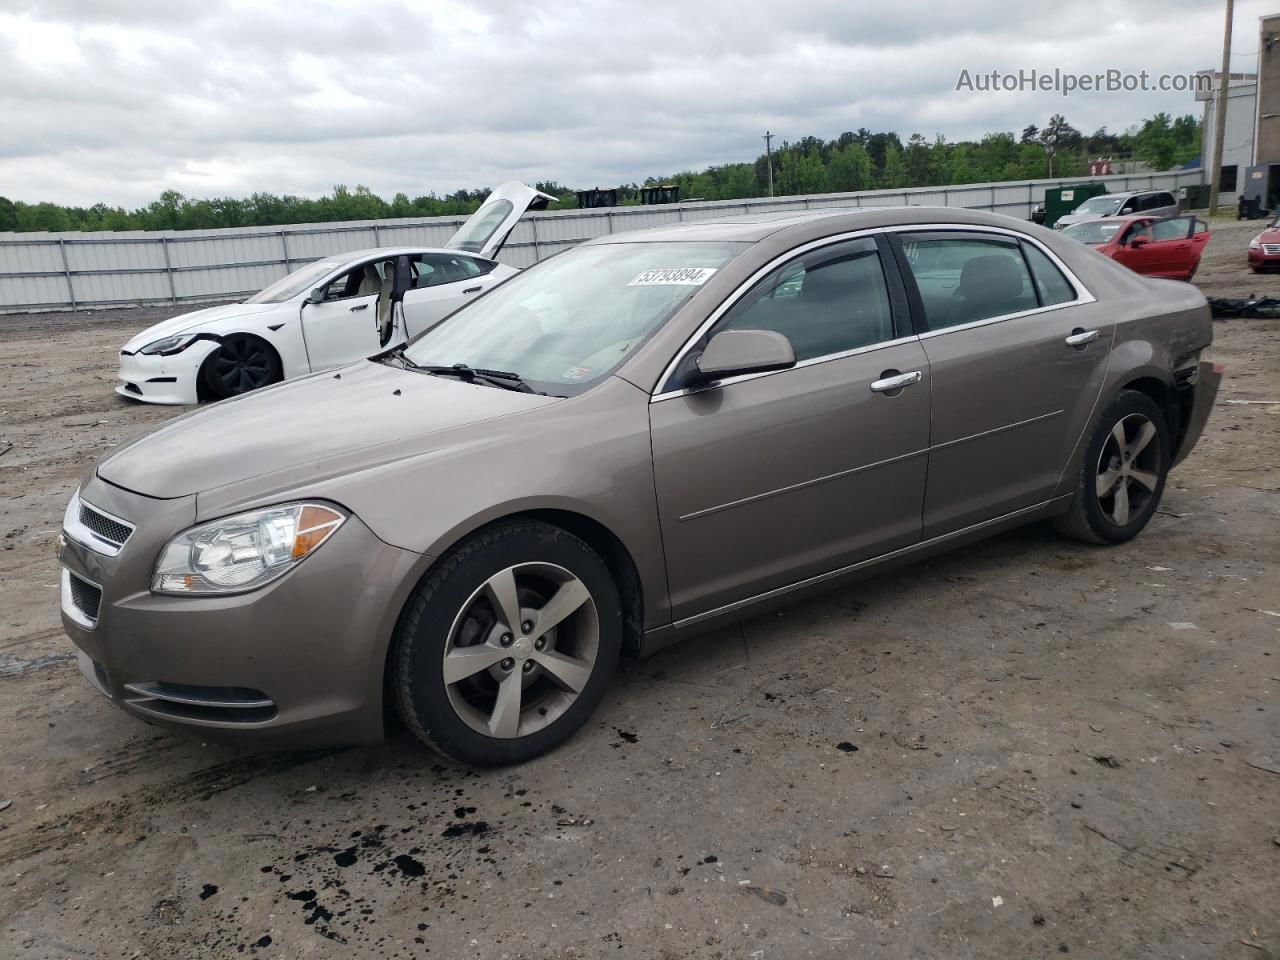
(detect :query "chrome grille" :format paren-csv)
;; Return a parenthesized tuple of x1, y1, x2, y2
(79, 502, 132, 548)
(67, 570, 102, 622)
(1262, 244, 1280, 255)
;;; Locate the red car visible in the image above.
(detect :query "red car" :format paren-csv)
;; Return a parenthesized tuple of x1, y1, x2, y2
(1060, 215, 1211, 281)
(1248, 222, 1280, 271)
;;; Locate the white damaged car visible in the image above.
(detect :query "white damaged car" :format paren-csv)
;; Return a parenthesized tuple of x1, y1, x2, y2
(116, 182, 555, 403)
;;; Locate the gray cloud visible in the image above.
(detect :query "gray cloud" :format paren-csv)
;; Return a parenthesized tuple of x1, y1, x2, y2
(0, 0, 1265, 206)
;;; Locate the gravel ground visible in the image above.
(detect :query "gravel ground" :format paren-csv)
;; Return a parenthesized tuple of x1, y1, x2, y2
(1, 221, 1278, 960)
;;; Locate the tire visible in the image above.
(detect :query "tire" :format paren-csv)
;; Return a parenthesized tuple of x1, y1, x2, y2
(200, 334, 282, 400)
(393, 520, 621, 766)
(1053, 390, 1171, 545)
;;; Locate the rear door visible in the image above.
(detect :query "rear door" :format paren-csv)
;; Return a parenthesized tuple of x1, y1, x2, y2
(649, 235, 932, 621)
(1144, 216, 1197, 277)
(890, 229, 1113, 537)
(1188, 218, 1211, 276)
(444, 182, 557, 261)
(400, 252, 506, 337)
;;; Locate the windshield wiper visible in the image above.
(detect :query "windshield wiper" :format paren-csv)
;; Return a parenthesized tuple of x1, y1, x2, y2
(380, 347, 420, 370)
(415, 362, 538, 393)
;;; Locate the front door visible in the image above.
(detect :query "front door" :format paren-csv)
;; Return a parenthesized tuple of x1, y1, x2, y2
(650, 235, 931, 622)
(301, 259, 393, 370)
(891, 230, 1114, 537)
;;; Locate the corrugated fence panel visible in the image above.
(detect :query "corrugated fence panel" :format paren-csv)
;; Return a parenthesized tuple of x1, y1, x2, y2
(0, 170, 1206, 313)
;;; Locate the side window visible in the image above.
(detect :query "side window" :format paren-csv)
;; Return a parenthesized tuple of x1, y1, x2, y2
(1193, 219, 1209, 235)
(409, 253, 492, 289)
(1151, 217, 1192, 242)
(714, 237, 895, 362)
(319, 263, 384, 301)
(1125, 222, 1154, 244)
(1020, 242, 1076, 307)
(899, 234, 1037, 330)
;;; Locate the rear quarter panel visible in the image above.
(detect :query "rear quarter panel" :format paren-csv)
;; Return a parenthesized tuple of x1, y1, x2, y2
(1044, 246, 1212, 495)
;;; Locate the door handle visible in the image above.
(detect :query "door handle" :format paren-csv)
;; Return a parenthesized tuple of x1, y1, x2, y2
(462, 285, 482, 294)
(870, 370, 922, 394)
(1065, 328, 1099, 347)
(350, 303, 369, 312)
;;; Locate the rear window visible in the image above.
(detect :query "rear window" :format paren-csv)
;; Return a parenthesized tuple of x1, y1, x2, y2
(1021, 242, 1076, 306)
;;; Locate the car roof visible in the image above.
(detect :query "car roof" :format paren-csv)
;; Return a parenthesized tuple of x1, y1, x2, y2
(323, 246, 487, 263)
(586, 205, 1038, 245)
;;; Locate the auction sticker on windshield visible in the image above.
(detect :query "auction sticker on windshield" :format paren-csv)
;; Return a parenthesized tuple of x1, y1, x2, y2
(629, 267, 717, 286)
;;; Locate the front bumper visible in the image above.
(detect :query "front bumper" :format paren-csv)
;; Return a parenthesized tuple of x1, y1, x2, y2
(115, 341, 218, 405)
(1172, 360, 1223, 468)
(58, 475, 430, 748)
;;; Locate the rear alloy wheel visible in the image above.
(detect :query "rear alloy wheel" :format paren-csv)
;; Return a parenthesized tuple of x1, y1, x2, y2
(202, 335, 282, 399)
(1053, 390, 1170, 544)
(393, 521, 621, 766)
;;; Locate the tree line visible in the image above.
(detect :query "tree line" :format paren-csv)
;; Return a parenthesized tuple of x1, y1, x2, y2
(0, 113, 1200, 233)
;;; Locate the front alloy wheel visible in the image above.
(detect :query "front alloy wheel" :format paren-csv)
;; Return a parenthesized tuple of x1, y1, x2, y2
(443, 562, 600, 739)
(393, 521, 621, 766)
(202, 335, 282, 399)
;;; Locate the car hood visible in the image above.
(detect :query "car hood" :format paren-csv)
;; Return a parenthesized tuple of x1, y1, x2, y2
(121, 302, 282, 352)
(1256, 228, 1280, 243)
(96, 359, 560, 498)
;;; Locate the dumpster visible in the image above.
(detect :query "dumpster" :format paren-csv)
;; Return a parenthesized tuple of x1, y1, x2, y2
(1043, 182, 1110, 229)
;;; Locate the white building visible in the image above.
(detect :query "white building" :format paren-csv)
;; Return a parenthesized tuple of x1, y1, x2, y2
(1197, 71, 1257, 203)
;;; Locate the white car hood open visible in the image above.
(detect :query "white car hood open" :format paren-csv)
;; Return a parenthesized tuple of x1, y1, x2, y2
(121, 302, 281, 353)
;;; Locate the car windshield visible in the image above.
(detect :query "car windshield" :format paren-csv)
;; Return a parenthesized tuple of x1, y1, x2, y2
(1062, 220, 1126, 244)
(244, 259, 342, 304)
(1074, 196, 1124, 216)
(402, 240, 748, 395)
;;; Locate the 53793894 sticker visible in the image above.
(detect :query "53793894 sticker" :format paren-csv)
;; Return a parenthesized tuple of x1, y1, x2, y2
(628, 267, 718, 286)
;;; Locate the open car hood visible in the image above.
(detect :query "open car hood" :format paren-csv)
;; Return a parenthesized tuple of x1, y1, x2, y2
(445, 181, 557, 260)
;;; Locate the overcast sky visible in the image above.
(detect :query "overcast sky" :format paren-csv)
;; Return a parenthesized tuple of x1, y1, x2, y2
(0, 0, 1271, 207)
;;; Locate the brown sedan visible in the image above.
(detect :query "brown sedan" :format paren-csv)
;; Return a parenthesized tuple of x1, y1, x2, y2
(58, 207, 1221, 766)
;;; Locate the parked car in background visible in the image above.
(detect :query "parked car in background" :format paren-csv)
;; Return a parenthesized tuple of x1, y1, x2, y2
(60, 207, 1220, 766)
(1247, 220, 1280, 271)
(1054, 190, 1179, 231)
(115, 182, 555, 404)
(1061, 215, 1211, 280)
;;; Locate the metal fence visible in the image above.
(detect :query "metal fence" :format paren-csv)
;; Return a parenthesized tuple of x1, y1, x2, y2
(0, 169, 1205, 314)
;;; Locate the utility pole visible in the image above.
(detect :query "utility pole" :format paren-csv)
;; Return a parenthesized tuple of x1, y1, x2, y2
(1208, 0, 1235, 216)
(762, 130, 775, 197)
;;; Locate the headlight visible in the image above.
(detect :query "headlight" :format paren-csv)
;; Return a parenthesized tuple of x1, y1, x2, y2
(140, 333, 200, 356)
(153, 503, 345, 595)
(1250, 236, 1262, 250)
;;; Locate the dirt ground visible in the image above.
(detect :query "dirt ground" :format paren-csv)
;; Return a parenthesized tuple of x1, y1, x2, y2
(1, 219, 1278, 960)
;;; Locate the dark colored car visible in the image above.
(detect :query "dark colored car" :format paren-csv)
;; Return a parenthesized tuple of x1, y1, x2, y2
(59, 207, 1222, 766)
(1061, 215, 1211, 281)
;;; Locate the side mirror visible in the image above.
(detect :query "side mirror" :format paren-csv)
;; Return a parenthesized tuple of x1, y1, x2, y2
(693, 329, 796, 383)
(305, 287, 325, 305)
(1129, 235, 1150, 248)
(1120, 206, 1134, 214)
